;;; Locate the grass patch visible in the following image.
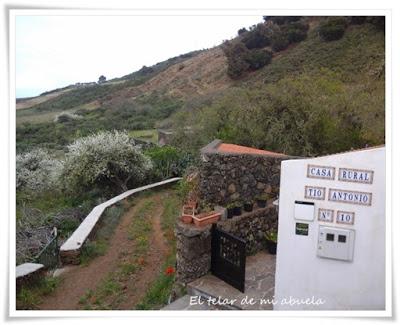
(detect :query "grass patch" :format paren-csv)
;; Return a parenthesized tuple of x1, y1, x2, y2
(16, 276, 60, 310)
(135, 254, 176, 310)
(135, 190, 181, 310)
(79, 276, 123, 310)
(129, 129, 158, 143)
(127, 200, 154, 253)
(79, 240, 108, 266)
(160, 190, 180, 231)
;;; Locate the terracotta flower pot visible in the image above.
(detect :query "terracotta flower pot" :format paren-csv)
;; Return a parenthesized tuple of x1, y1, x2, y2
(181, 204, 195, 224)
(181, 214, 193, 224)
(186, 200, 198, 209)
(192, 211, 221, 227)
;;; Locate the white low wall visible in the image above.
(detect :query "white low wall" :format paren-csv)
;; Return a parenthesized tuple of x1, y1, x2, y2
(60, 177, 181, 262)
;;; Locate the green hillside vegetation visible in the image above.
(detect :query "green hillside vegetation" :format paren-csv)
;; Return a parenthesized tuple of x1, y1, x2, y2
(16, 50, 203, 127)
(17, 94, 182, 152)
(170, 18, 385, 156)
(114, 49, 204, 82)
(16, 17, 384, 157)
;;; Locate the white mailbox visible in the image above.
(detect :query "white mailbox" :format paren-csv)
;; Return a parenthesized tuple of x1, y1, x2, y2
(317, 226, 355, 261)
(294, 201, 315, 221)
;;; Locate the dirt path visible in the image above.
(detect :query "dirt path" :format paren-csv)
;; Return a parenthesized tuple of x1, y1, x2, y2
(38, 193, 169, 310)
(118, 195, 169, 309)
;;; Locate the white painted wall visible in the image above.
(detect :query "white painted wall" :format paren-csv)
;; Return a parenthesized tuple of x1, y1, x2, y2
(274, 147, 385, 310)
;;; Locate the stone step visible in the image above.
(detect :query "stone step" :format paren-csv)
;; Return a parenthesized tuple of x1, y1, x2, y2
(187, 252, 276, 310)
(187, 280, 241, 310)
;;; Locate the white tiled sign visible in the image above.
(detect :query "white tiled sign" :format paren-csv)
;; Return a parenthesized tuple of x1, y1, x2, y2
(318, 208, 334, 222)
(336, 211, 355, 225)
(307, 164, 335, 180)
(338, 168, 374, 184)
(304, 186, 326, 200)
(328, 188, 372, 206)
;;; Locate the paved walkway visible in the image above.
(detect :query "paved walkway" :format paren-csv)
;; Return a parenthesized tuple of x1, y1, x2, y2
(162, 295, 219, 310)
(187, 251, 276, 310)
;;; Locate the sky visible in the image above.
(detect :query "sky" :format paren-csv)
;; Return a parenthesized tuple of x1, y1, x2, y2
(15, 15, 263, 98)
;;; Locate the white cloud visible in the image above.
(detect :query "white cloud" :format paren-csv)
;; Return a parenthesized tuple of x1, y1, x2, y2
(16, 14, 262, 97)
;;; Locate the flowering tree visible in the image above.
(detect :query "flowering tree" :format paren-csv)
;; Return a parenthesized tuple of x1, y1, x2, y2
(62, 130, 152, 193)
(16, 148, 63, 192)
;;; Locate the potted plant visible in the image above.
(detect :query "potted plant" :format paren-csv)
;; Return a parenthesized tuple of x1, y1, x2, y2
(233, 201, 242, 216)
(265, 230, 278, 255)
(256, 194, 268, 208)
(226, 202, 236, 219)
(243, 201, 253, 212)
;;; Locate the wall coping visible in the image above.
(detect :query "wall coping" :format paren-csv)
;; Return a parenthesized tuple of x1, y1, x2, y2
(176, 203, 276, 236)
(175, 221, 212, 237)
(218, 204, 275, 226)
(16, 263, 44, 279)
(60, 177, 181, 255)
(200, 139, 295, 159)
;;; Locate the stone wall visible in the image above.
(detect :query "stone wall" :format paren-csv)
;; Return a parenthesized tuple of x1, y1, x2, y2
(217, 204, 278, 255)
(175, 204, 278, 284)
(199, 141, 290, 206)
(175, 222, 212, 284)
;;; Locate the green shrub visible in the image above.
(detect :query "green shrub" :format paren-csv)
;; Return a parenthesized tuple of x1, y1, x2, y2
(271, 32, 290, 52)
(223, 41, 250, 79)
(245, 49, 273, 70)
(318, 17, 348, 41)
(145, 146, 192, 180)
(177, 178, 193, 203)
(241, 23, 271, 49)
(171, 69, 383, 157)
(283, 22, 309, 43)
(265, 16, 301, 25)
(238, 27, 247, 35)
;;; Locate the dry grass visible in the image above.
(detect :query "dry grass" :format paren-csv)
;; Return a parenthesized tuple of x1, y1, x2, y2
(16, 89, 72, 110)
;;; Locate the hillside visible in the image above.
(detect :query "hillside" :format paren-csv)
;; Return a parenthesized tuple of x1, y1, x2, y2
(16, 16, 385, 155)
(15, 16, 386, 300)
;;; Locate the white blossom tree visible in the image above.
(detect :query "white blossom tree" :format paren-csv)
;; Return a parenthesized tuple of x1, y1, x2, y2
(16, 148, 63, 192)
(62, 130, 152, 193)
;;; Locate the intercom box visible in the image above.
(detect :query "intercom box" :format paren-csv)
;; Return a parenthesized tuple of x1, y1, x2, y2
(317, 226, 355, 262)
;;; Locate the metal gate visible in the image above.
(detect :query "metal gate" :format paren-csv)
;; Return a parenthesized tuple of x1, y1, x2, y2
(33, 227, 59, 269)
(211, 224, 246, 293)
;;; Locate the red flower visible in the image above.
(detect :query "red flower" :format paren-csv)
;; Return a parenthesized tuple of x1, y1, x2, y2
(165, 266, 175, 275)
